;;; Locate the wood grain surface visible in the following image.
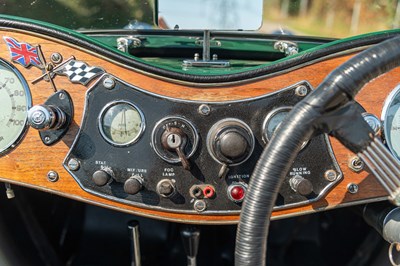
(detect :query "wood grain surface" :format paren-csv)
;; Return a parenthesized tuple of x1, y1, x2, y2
(0, 29, 396, 224)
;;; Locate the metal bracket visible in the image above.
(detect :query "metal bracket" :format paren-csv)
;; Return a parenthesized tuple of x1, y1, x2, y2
(274, 40, 299, 56)
(183, 30, 230, 68)
(117, 36, 144, 53)
(39, 90, 73, 146)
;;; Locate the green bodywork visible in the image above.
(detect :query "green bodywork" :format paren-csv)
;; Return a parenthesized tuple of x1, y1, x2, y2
(1, 15, 400, 76)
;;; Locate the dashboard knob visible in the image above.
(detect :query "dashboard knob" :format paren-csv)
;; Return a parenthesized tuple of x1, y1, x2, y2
(219, 131, 249, 160)
(208, 119, 254, 165)
(27, 104, 66, 130)
(124, 175, 143, 195)
(92, 169, 112, 186)
(289, 175, 313, 196)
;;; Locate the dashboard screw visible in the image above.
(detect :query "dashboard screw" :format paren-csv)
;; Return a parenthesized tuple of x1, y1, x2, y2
(198, 104, 210, 116)
(295, 85, 308, 97)
(347, 183, 359, 194)
(50, 53, 63, 64)
(44, 136, 51, 143)
(58, 92, 65, 100)
(103, 77, 115, 90)
(67, 158, 80, 171)
(193, 199, 207, 212)
(47, 171, 59, 182)
(324, 170, 337, 181)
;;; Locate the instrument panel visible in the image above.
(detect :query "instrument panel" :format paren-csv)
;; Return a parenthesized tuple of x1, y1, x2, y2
(0, 23, 395, 224)
(63, 77, 341, 214)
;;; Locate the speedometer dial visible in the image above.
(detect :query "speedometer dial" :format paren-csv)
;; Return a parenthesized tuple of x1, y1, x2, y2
(382, 84, 400, 160)
(0, 59, 31, 156)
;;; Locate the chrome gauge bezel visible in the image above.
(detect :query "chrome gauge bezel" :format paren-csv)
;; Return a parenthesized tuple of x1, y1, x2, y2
(262, 106, 308, 149)
(206, 118, 255, 166)
(381, 83, 400, 161)
(151, 116, 200, 163)
(98, 100, 145, 147)
(0, 59, 32, 157)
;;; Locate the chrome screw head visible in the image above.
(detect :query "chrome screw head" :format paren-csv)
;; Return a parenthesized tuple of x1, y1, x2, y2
(67, 158, 80, 171)
(347, 183, 359, 194)
(193, 199, 207, 212)
(295, 85, 308, 97)
(50, 53, 63, 64)
(47, 171, 59, 182)
(103, 77, 115, 90)
(198, 104, 211, 116)
(324, 170, 337, 182)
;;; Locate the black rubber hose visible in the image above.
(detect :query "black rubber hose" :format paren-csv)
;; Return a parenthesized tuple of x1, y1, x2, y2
(235, 36, 400, 266)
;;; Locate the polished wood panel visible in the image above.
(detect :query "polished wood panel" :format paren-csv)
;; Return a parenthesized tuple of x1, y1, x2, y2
(0, 29, 395, 224)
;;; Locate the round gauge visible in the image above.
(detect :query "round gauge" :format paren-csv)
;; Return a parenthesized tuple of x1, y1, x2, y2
(0, 60, 31, 156)
(99, 101, 145, 146)
(382, 84, 400, 161)
(262, 107, 308, 148)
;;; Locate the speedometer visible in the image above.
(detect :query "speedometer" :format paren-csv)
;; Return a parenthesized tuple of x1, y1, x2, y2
(382, 84, 400, 161)
(0, 59, 31, 156)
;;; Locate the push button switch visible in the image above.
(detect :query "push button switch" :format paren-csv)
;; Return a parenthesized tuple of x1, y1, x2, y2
(124, 175, 143, 195)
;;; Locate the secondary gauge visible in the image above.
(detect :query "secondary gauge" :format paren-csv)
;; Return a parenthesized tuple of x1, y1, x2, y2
(382, 84, 400, 161)
(262, 107, 308, 148)
(99, 101, 145, 146)
(0, 59, 31, 156)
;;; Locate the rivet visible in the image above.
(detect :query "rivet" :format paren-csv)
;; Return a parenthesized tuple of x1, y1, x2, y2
(67, 158, 80, 171)
(198, 104, 211, 116)
(324, 170, 337, 182)
(347, 183, 359, 194)
(47, 171, 59, 182)
(103, 77, 115, 90)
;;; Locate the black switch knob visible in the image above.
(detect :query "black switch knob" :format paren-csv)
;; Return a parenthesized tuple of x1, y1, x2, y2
(92, 169, 112, 186)
(124, 175, 143, 195)
(156, 179, 176, 198)
(289, 175, 313, 196)
(219, 131, 249, 160)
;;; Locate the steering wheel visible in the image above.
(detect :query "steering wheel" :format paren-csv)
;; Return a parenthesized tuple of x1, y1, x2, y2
(235, 36, 400, 265)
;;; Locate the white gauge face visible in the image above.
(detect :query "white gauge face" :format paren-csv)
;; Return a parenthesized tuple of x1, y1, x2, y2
(383, 87, 400, 160)
(0, 61, 31, 156)
(99, 101, 145, 146)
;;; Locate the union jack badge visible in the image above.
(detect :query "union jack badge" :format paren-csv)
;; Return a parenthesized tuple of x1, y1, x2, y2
(3, 36, 44, 69)
(56, 60, 104, 85)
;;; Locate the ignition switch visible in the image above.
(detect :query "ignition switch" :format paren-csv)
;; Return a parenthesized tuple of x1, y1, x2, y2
(151, 116, 199, 170)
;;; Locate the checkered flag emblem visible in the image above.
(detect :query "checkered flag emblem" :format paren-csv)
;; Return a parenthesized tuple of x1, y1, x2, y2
(58, 60, 104, 85)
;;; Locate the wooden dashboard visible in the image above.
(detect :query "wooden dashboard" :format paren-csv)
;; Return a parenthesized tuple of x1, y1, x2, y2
(0, 28, 395, 224)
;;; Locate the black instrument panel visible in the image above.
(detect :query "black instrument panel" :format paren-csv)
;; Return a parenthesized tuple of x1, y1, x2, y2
(63, 75, 342, 214)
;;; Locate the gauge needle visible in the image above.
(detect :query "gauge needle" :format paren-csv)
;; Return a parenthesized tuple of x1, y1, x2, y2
(123, 109, 128, 135)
